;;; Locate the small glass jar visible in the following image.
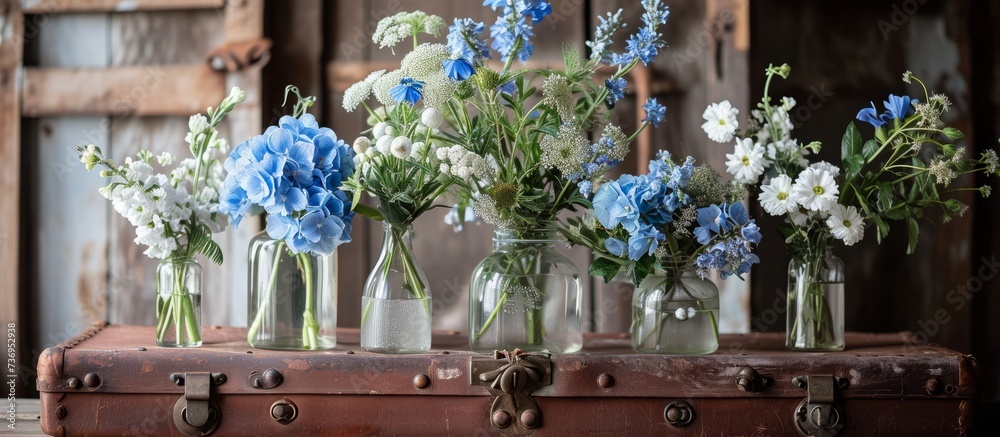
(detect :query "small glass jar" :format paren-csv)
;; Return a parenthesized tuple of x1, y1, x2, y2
(631, 268, 719, 354)
(247, 231, 338, 350)
(361, 223, 432, 353)
(155, 258, 203, 348)
(469, 227, 583, 353)
(787, 247, 845, 351)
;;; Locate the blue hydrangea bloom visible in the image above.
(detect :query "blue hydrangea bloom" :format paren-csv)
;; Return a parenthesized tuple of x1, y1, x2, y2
(642, 98, 666, 127)
(741, 221, 762, 245)
(882, 94, 914, 121)
(693, 204, 725, 245)
(592, 181, 639, 231)
(220, 114, 355, 256)
(605, 77, 626, 104)
(856, 102, 887, 128)
(443, 58, 476, 81)
(604, 237, 627, 258)
(578, 180, 593, 197)
(390, 78, 424, 105)
(627, 225, 664, 260)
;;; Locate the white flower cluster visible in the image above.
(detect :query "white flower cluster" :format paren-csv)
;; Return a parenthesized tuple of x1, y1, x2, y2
(354, 108, 459, 179)
(542, 74, 575, 121)
(357, 43, 460, 109)
(343, 70, 386, 112)
(372, 11, 445, 49)
(436, 145, 492, 182)
(714, 96, 812, 186)
(540, 125, 589, 176)
(757, 167, 864, 245)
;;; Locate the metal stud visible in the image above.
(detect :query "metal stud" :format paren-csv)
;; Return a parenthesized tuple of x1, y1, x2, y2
(55, 406, 66, 420)
(83, 373, 101, 388)
(413, 374, 430, 389)
(664, 400, 695, 428)
(521, 410, 540, 429)
(492, 410, 512, 429)
(66, 378, 80, 389)
(597, 373, 615, 388)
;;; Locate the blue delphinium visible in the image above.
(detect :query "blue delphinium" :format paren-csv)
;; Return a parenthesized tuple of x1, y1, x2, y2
(485, 0, 552, 62)
(447, 18, 490, 62)
(642, 98, 666, 127)
(605, 77, 627, 105)
(390, 78, 424, 105)
(882, 94, 914, 121)
(220, 114, 355, 256)
(856, 101, 887, 128)
(608, 0, 669, 66)
(585, 9, 625, 63)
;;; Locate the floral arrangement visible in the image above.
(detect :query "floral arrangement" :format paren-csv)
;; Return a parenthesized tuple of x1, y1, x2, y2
(78, 87, 246, 345)
(219, 87, 356, 349)
(707, 65, 999, 257)
(564, 152, 761, 286)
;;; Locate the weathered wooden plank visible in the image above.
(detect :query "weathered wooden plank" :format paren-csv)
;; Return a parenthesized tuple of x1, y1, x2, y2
(0, 0, 23, 360)
(22, 0, 224, 14)
(21, 66, 226, 117)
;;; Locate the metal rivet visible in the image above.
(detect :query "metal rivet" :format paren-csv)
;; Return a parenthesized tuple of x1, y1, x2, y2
(791, 376, 807, 389)
(213, 373, 228, 385)
(67, 378, 80, 389)
(945, 384, 956, 394)
(492, 410, 512, 429)
(137, 347, 147, 351)
(55, 406, 66, 420)
(270, 399, 297, 424)
(83, 373, 101, 388)
(520, 410, 540, 429)
(925, 378, 941, 395)
(664, 401, 695, 428)
(597, 373, 614, 388)
(413, 374, 430, 389)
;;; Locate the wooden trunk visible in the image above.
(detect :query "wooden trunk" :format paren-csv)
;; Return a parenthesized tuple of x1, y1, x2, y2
(37, 323, 977, 436)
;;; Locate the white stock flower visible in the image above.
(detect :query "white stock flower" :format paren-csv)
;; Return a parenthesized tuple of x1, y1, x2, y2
(758, 174, 797, 216)
(701, 100, 739, 143)
(80, 144, 99, 171)
(156, 152, 175, 166)
(809, 161, 841, 178)
(188, 114, 210, 135)
(390, 137, 412, 159)
(826, 204, 865, 246)
(725, 138, 766, 184)
(421, 107, 444, 129)
(353, 137, 371, 154)
(791, 167, 839, 212)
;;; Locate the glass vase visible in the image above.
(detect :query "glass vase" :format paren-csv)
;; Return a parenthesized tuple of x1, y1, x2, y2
(631, 268, 719, 354)
(361, 223, 432, 353)
(787, 246, 845, 351)
(155, 258, 203, 347)
(246, 232, 337, 350)
(469, 227, 583, 353)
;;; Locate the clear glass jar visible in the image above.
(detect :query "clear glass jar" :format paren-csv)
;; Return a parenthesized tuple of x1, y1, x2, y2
(631, 268, 719, 354)
(469, 227, 583, 353)
(787, 247, 845, 351)
(155, 258, 202, 347)
(361, 223, 432, 353)
(247, 231, 338, 350)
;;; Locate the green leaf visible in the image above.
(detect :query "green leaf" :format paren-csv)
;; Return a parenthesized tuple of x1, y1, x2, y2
(627, 262, 652, 287)
(589, 257, 623, 284)
(944, 199, 965, 212)
(353, 203, 385, 221)
(943, 127, 965, 141)
(862, 139, 879, 161)
(841, 122, 862, 161)
(844, 155, 864, 180)
(872, 216, 890, 243)
(906, 217, 919, 254)
(875, 182, 893, 212)
(189, 229, 223, 265)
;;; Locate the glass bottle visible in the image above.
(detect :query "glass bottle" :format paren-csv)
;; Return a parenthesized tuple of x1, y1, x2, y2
(155, 258, 202, 347)
(631, 267, 719, 354)
(787, 246, 845, 351)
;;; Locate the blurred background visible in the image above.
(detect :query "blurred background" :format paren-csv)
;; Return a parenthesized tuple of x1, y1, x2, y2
(1, 0, 998, 428)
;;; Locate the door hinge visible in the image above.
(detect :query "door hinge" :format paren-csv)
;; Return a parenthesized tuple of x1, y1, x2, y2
(792, 375, 850, 437)
(170, 372, 226, 436)
(471, 349, 552, 437)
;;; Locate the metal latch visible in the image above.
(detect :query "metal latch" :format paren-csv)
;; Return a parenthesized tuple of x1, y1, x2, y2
(792, 375, 849, 437)
(170, 372, 227, 436)
(471, 349, 552, 436)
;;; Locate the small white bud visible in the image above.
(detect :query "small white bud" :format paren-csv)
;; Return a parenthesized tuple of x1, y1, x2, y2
(376, 135, 394, 154)
(384, 125, 396, 137)
(421, 107, 443, 129)
(390, 137, 412, 159)
(365, 147, 376, 158)
(373, 122, 391, 139)
(353, 137, 371, 154)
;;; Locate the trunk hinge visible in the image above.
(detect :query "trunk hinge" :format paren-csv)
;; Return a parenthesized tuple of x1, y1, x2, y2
(170, 372, 227, 436)
(471, 349, 552, 436)
(792, 374, 850, 437)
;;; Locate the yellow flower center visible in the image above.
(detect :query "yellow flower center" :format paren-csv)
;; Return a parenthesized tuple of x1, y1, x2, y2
(741, 155, 750, 165)
(843, 219, 852, 227)
(776, 192, 788, 201)
(718, 119, 726, 125)
(813, 186, 824, 195)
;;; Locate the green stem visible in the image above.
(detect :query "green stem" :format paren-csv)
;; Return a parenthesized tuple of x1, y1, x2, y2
(247, 241, 285, 346)
(299, 252, 319, 350)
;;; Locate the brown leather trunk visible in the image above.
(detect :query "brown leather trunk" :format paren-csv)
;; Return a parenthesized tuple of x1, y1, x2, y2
(37, 322, 978, 436)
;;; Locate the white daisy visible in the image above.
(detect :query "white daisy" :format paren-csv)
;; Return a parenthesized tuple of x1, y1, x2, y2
(791, 167, 839, 212)
(758, 174, 797, 216)
(826, 204, 865, 246)
(725, 138, 766, 184)
(701, 100, 740, 143)
(809, 161, 841, 178)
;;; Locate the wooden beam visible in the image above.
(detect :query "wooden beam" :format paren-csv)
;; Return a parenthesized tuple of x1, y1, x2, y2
(21, 66, 226, 117)
(22, 0, 224, 14)
(0, 0, 23, 393)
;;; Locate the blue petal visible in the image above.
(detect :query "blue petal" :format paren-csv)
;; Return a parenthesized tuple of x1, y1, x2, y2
(443, 58, 476, 81)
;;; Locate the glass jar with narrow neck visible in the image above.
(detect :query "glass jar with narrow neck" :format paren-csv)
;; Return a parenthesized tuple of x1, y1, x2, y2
(155, 258, 202, 347)
(631, 265, 719, 354)
(787, 244, 845, 351)
(469, 226, 583, 353)
(361, 223, 432, 353)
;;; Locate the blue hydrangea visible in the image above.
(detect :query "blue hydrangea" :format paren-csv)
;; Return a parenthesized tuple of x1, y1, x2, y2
(604, 237, 627, 257)
(390, 78, 424, 105)
(220, 114, 355, 256)
(642, 98, 666, 127)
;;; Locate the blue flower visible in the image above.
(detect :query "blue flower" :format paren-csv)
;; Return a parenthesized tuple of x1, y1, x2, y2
(640, 0, 670, 30)
(447, 18, 490, 61)
(883, 94, 914, 121)
(727, 202, 750, 227)
(521, 0, 552, 23)
(265, 214, 298, 241)
(642, 98, 666, 127)
(497, 80, 517, 95)
(592, 181, 639, 230)
(578, 180, 593, 197)
(487, 0, 544, 62)
(627, 225, 665, 260)
(267, 178, 308, 216)
(856, 102, 887, 128)
(605, 77, 626, 104)
(443, 58, 476, 81)
(741, 220, 762, 245)
(604, 237, 627, 258)
(625, 27, 665, 66)
(390, 78, 424, 105)
(693, 204, 724, 245)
